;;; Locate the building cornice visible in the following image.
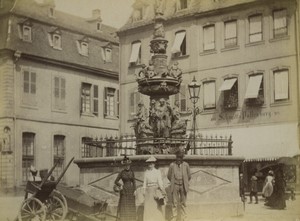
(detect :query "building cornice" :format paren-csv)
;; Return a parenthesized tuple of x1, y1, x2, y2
(0, 49, 118, 80)
(21, 52, 119, 80)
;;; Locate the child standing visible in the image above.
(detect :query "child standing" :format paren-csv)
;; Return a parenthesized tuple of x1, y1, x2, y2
(249, 175, 258, 204)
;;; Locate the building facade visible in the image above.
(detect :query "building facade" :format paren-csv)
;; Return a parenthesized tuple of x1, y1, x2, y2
(0, 0, 120, 189)
(118, 0, 300, 190)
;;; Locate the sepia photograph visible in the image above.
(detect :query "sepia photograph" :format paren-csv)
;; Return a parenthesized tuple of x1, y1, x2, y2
(0, 0, 300, 220)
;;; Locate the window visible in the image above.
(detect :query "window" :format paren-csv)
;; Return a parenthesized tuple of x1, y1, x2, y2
(224, 20, 237, 47)
(177, 0, 188, 10)
(101, 47, 112, 63)
(203, 25, 215, 51)
(22, 26, 32, 42)
(23, 70, 36, 94)
(105, 48, 112, 62)
(81, 137, 92, 158)
(80, 42, 88, 56)
(175, 84, 187, 112)
(22, 132, 35, 182)
(129, 41, 141, 65)
(171, 31, 186, 56)
(81, 83, 99, 115)
(22, 69, 36, 106)
(219, 78, 238, 109)
(245, 74, 264, 106)
(273, 9, 287, 37)
(274, 70, 289, 101)
(129, 91, 141, 117)
(53, 135, 65, 180)
(53, 76, 66, 110)
(249, 14, 262, 42)
(104, 87, 119, 118)
(53, 34, 61, 49)
(203, 81, 216, 109)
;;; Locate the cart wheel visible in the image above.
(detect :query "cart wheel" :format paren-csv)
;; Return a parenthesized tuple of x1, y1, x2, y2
(18, 197, 46, 221)
(46, 196, 67, 220)
(52, 190, 68, 212)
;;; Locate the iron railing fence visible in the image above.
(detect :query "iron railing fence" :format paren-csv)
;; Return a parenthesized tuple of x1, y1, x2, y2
(82, 134, 233, 158)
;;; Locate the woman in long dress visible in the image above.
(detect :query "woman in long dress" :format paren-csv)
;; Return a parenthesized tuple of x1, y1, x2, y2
(262, 170, 274, 202)
(143, 156, 165, 221)
(114, 156, 136, 221)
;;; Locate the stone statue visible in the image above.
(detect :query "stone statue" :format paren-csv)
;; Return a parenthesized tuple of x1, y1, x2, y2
(156, 98, 171, 137)
(171, 101, 187, 135)
(137, 64, 148, 79)
(2, 126, 11, 152)
(147, 60, 156, 78)
(169, 61, 182, 80)
(133, 101, 152, 138)
(155, 0, 165, 16)
(153, 22, 165, 38)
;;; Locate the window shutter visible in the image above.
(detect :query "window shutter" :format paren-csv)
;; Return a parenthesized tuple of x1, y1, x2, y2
(204, 25, 215, 50)
(104, 87, 108, 116)
(24, 71, 30, 93)
(116, 89, 119, 118)
(180, 85, 187, 112)
(31, 72, 36, 94)
(80, 83, 83, 114)
(93, 85, 99, 115)
(61, 78, 66, 100)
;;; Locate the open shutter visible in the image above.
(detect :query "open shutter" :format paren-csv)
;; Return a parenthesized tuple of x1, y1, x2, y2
(93, 85, 99, 116)
(104, 87, 108, 117)
(116, 89, 119, 118)
(80, 83, 83, 114)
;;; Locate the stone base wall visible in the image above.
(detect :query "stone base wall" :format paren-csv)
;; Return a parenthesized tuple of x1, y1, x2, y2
(74, 155, 244, 219)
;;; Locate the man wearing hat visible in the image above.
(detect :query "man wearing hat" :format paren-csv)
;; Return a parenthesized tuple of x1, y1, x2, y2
(167, 150, 191, 221)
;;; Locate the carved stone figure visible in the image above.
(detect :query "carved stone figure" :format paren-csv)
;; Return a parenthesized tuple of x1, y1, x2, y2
(169, 61, 182, 80)
(171, 101, 187, 135)
(133, 102, 152, 138)
(155, 0, 165, 16)
(147, 60, 156, 78)
(2, 126, 11, 152)
(156, 98, 171, 138)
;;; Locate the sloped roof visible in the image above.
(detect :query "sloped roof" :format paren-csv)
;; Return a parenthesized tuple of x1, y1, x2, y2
(118, 0, 264, 33)
(9, 0, 119, 43)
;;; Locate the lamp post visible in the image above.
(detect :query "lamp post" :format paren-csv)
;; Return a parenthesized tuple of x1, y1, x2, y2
(188, 76, 201, 154)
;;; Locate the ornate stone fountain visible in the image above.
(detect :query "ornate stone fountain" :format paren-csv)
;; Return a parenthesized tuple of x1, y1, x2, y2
(133, 13, 187, 154)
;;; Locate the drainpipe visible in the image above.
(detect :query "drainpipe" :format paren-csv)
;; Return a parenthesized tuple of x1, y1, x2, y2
(13, 50, 21, 189)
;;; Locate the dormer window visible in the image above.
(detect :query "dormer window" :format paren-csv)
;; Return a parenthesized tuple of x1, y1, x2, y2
(81, 42, 89, 56)
(177, 0, 188, 10)
(53, 34, 61, 49)
(18, 19, 33, 42)
(48, 28, 62, 50)
(23, 25, 32, 42)
(76, 36, 89, 56)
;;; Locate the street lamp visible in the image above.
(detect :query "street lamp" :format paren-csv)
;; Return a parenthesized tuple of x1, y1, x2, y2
(188, 76, 201, 154)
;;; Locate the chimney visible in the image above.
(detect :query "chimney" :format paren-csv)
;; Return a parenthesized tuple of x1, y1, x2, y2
(92, 9, 101, 19)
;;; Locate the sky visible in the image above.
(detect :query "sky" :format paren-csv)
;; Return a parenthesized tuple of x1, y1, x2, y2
(54, 0, 135, 28)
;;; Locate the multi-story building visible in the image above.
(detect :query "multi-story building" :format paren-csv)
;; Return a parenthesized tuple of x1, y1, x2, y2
(0, 0, 120, 190)
(117, 0, 300, 190)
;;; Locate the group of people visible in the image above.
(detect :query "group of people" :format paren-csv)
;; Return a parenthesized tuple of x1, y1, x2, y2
(247, 166, 287, 209)
(114, 150, 191, 221)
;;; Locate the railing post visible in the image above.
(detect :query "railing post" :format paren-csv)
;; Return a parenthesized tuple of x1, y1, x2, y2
(228, 135, 233, 155)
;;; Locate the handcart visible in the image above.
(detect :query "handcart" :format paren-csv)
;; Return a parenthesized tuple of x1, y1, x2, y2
(18, 157, 74, 221)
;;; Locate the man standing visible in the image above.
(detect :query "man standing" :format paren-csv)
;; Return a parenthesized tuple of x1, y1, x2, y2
(167, 150, 191, 221)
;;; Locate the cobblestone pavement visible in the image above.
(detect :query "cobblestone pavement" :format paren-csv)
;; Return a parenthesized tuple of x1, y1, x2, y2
(0, 195, 299, 221)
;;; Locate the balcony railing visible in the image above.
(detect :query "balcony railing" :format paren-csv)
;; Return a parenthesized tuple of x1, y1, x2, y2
(82, 134, 233, 158)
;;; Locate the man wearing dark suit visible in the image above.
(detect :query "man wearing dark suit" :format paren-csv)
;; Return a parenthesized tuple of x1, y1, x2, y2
(167, 150, 191, 221)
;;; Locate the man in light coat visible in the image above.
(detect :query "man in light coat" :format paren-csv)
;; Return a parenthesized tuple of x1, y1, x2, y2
(167, 150, 191, 221)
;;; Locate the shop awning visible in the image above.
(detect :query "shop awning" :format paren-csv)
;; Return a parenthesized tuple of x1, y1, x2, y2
(244, 75, 263, 99)
(218, 78, 237, 91)
(198, 123, 300, 162)
(129, 42, 141, 63)
(171, 31, 186, 54)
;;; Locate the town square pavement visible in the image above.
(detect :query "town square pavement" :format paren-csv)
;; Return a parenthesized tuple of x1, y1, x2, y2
(0, 193, 299, 221)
